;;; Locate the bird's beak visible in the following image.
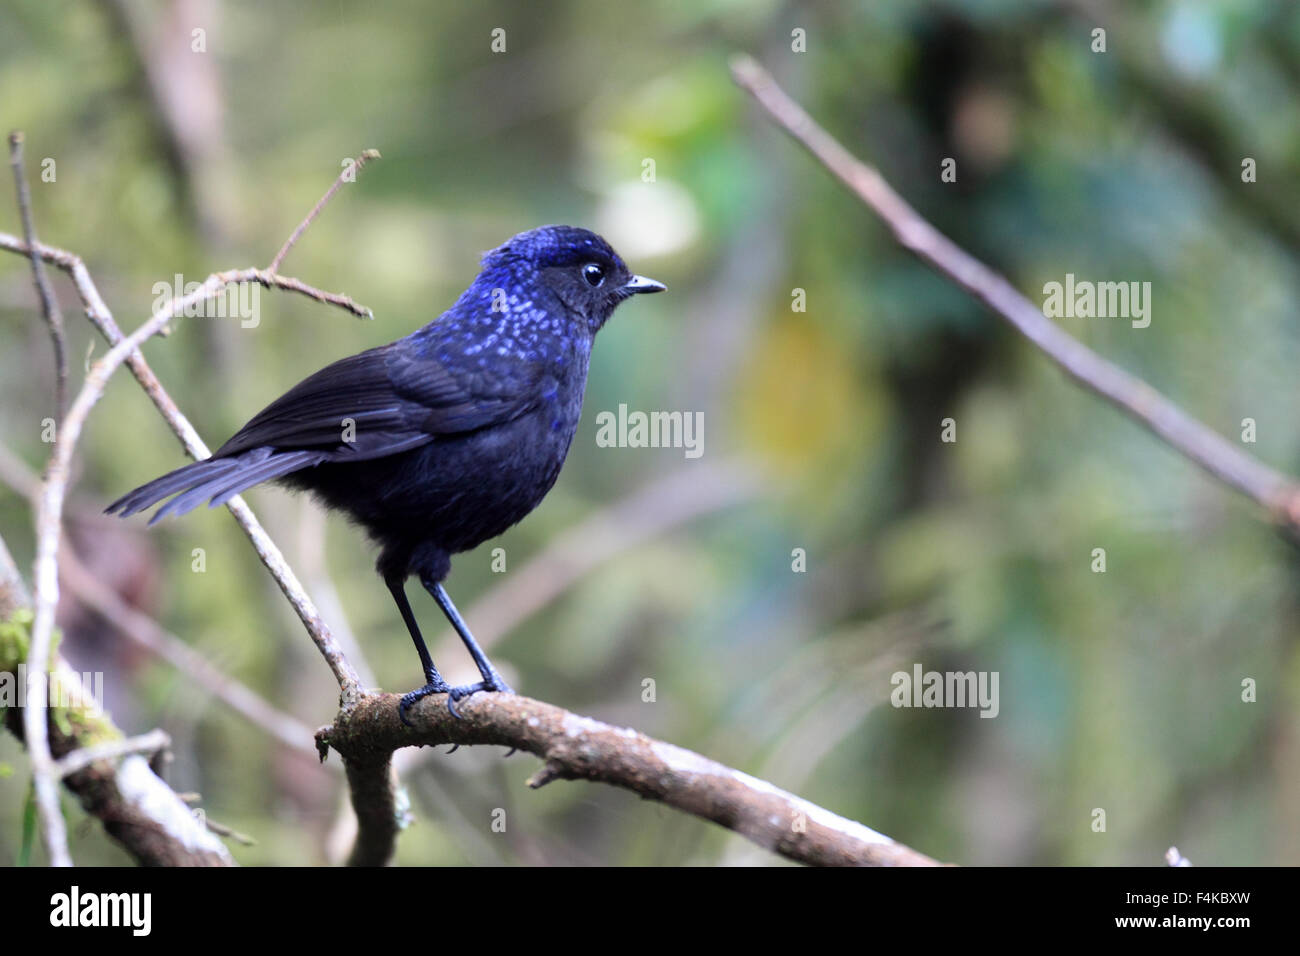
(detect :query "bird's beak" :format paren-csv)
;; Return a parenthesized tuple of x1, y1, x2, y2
(624, 275, 666, 295)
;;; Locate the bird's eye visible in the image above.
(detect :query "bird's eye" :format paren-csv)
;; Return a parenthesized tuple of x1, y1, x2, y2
(582, 263, 605, 287)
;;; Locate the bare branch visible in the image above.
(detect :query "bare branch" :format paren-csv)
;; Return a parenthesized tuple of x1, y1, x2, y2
(4, 139, 69, 866)
(8, 131, 67, 421)
(58, 545, 319, 756)
(202, 816, 257, 847)
(2, 149, 388, 865)
(21, 266, 213, 866)
(319, 692, 941, 868)
(55, 728, 171, 778)
(730, 55, 1300, 532)
(339, 752, 407, 867)
(0, 441, 325, 755)
(250, 268, 374, 319)
(268, 148, 381, 274)
(0, 231, 368, 702)
(1, 546, 234, 865)
(0, 235, 372, 319)
(62, 749, 235, 866)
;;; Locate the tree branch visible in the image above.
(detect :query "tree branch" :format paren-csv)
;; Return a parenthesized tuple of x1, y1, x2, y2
(1, 538, 234, 865)
(729, 55, 1300, 533)
(269, 149, 381, 274)
(16, 259, 361, 865)
(0, 441, 323, 756)
(55, 728, 171, 779)
(7, 131, 67, 422)
(2, 143, 383, 865)
(0, 236, 371, 703)
(59, 541, 320, 756)
(318, 692, 941, 868)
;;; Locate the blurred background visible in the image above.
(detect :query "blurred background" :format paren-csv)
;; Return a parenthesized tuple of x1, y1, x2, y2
(2, 0, 1299, 866)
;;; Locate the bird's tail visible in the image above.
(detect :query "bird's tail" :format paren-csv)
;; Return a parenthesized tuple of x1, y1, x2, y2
(105, 447, 323, 524)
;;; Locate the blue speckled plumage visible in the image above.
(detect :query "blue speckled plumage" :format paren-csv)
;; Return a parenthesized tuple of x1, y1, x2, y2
(107, 225, 664, 718)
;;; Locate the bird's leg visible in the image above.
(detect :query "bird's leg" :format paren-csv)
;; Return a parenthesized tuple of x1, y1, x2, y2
(420, 575, 515, 716)
(386, 575, 451, 725)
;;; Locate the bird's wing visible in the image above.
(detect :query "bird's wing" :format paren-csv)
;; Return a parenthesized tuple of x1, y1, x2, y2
(385, 344, 545, 437)
(212, 342, 541, 461)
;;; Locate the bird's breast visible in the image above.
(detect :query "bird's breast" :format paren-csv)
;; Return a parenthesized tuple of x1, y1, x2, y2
(428, 349, 589, 550)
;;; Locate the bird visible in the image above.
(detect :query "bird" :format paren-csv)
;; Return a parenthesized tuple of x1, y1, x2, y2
(107, 225, 665, 723)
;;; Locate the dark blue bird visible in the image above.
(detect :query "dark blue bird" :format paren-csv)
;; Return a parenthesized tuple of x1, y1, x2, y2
(107, 225, 665, 721)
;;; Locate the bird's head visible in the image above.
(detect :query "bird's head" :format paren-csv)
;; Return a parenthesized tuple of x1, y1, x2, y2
(476, 225, 665, 335)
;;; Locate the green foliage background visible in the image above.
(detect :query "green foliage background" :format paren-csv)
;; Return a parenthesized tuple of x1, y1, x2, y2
(1, 0, 1298, 865)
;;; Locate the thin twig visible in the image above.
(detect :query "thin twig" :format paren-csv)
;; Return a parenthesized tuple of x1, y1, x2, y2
(202, 816, 256, 847)
(5, 137, 75, 864)
(268, 148, 381, 274)
(21, 267, 240, 867)
(8, 154, 385, 865)
(730, 55, 1300, 532)
(0, 441, 339, 754)
(8, 131, 67, 421)
(0, 232, 368, 701)
(58, 545, 319, 756)
(319, 692, 941, 868)
(55, 728, 171, 778)
(1, 538, 232, 865)
(250, 268, 373, 319)
(0, 236, 374, 318)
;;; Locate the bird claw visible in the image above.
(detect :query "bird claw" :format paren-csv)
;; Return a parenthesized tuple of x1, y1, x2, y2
(445, 675, 514, 718)
(398, 677, 451, 726)
(398, 674, 512, 723)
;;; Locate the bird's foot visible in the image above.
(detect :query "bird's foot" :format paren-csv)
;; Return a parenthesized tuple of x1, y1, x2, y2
(398, 676, 452, 726)
(445, 674, 514, 718)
